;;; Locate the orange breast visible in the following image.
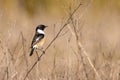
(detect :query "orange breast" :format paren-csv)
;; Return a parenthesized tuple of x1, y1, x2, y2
(36, 37, 45, 48)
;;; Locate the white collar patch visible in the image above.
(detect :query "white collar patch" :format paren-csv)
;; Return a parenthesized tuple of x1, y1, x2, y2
(37, 29, 45, 34)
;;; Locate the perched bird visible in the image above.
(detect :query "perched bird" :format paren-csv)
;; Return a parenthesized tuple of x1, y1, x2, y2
(30, 24, 47, 56)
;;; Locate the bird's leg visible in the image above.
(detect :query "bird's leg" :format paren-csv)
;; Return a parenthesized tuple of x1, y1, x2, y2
(37, 48, 45, 54)
(35, 51, 40, 61)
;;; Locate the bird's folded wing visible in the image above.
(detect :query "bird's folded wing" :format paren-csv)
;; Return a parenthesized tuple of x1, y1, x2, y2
(31, 33, 44, 47)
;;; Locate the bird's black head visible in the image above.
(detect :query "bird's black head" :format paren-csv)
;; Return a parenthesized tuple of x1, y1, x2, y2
(36, 24, 47, 31)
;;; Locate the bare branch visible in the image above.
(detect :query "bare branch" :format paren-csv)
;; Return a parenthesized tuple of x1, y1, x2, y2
(23, 2, 82, 80)
(68, 12, 102, 80)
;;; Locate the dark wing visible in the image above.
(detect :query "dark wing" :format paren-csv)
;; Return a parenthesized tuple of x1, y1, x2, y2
(31, 33, 44, 47)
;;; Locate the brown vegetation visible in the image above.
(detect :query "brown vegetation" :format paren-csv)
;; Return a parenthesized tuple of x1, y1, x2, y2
(0, 0, 120, 80)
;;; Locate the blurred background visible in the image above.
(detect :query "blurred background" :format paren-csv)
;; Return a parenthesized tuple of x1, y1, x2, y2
(0, 0, 120, 80)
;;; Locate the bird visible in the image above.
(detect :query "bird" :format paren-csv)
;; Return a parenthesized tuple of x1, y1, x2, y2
(30, 24, 47, 56)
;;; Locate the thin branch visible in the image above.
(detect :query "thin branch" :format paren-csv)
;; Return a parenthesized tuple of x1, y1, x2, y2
(70, 16, 89, 80)
(23, 3, 82, 80)
(21, 32, 29, 71)
(68, 14, 102, 80)
(45, 3, 82, 51)
(2, 67, 9, 80)
(12, 33, 21, 56)
(58, 30, 68, 38)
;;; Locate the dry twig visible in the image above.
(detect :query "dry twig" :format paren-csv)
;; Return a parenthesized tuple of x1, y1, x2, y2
(68, 12, 102, 80)
(23, 3, 82, 80)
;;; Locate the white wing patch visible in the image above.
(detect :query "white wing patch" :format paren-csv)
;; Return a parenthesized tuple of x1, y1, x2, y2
(33, 45, 37, 48)
(37, 29, 45, 34)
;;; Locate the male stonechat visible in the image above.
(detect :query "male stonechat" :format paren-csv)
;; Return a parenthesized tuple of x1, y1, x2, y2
(30, 24, 47, 56)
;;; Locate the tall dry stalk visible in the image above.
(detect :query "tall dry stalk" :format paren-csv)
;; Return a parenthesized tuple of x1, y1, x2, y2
(67, 11, 102, 80)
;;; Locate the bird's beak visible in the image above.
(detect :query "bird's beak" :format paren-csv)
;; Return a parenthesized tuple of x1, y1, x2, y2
(45, 26, 48, 28)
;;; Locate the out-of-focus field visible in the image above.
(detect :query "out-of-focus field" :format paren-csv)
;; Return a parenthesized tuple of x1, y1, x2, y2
(0, 0, 120, 80)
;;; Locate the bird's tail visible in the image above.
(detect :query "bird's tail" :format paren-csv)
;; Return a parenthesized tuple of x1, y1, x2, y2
(29, 48, 35, 56)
